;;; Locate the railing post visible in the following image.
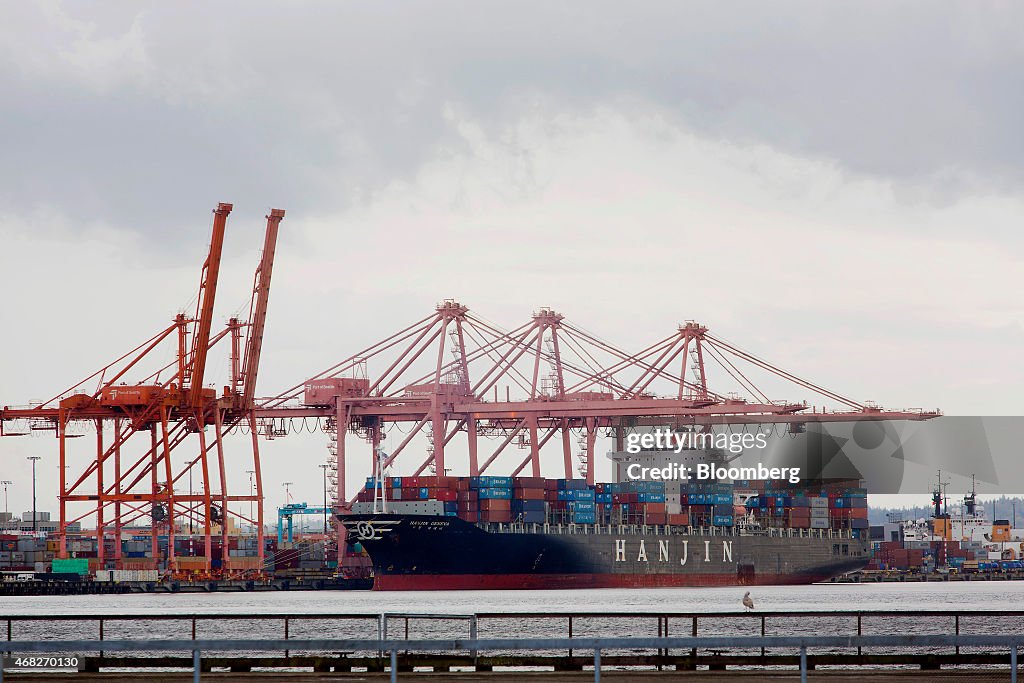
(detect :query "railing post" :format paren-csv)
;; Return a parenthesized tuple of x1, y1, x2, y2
(390, 648, 397, 683)
(800, 645, 807, 683)
(99, 618, 104, 658)
(761, 615, 766, 658)
(470, 615, 478, 663)
(657, 615, 663, 666)
(1012, 642, 1018, 683)
(593, 648, 601, 682)
(284, 617, 289, 659)
(691, 616, 698, 659)
(568, 616, 573, 660)
(955, 614, 960, 656)
(193, 648, 201, 683)
(663, 615, 669, 663)
(857, 613, 862, 657)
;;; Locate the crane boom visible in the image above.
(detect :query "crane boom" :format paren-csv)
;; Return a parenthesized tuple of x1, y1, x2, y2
(188, 202, 232, 409)
(240, 209, 284, 408)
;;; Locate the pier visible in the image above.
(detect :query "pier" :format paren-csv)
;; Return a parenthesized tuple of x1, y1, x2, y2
(3, 610, 1024, 679)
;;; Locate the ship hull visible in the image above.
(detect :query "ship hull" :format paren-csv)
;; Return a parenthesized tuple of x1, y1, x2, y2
(341, 514, 869, 591)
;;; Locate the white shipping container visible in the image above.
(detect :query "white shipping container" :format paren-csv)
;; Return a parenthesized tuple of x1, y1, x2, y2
(350, 501, 444, 515)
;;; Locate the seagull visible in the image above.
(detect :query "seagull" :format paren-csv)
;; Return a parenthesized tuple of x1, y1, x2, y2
(742, 591, 754, 611)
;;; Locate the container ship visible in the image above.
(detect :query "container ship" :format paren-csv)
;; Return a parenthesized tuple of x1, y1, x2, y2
(340, 475, 870, 590)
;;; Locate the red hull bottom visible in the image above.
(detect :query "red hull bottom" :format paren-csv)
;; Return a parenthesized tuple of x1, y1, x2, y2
(373, 573, 833, 591)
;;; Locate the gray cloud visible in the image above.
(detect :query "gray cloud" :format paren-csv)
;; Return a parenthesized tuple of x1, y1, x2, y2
(2, 2, 1023, 246)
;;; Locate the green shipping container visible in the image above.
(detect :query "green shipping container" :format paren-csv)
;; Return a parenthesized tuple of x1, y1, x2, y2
(52, 558, 90, 575)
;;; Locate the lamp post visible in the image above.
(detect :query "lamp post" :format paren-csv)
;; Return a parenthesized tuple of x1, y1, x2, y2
(1, 480, 11, 518)
(246, 470, 256, 532)
(318, 464, 330, 533)
(27, 456, 41, 533)
(0, 480, 8, 569)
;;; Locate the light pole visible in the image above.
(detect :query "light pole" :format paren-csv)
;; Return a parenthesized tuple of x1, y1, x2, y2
(246, 470, 256, 532)
(1, 480, 11, 518)
(318, 464, 330, 533)
(0, 480, 8, 569)
(27, 456, 41, 533)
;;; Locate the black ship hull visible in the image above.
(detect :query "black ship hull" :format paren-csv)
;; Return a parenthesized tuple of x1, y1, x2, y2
(341, 514, 869, 590)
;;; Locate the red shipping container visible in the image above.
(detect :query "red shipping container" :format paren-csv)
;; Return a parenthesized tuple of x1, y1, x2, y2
(646, 513, 668, 524)
(458, 511, 479, 523)
(435, 490, 457, 501)
(480, 499, 511, 511)
(457, 479, 470, 491)
(481, 510, 511, 523)
(667, 513, 689, 525)
(514, 477, 545, 487)
(457, 491, 478, 502)
(644, 503, 667, 513)
(515, 487, 545, 500)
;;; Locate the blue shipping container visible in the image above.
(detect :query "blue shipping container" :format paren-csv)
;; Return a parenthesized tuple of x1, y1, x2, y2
(479, 487, 513, 500)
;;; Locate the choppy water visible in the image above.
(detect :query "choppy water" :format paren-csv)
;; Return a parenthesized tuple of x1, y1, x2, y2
(3, 579, 1021, 616)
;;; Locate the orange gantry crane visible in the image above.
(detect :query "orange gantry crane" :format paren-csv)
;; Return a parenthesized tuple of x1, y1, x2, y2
(0, 203, 284, 577)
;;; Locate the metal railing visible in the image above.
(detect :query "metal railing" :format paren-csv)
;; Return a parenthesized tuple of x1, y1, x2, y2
(6, 609, 1024, 653)
(483, 521, 857, 538)
(2, 634, 1023, 683)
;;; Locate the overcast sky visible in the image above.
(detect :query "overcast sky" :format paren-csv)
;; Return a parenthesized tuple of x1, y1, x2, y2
(1, 2, 1022, 521)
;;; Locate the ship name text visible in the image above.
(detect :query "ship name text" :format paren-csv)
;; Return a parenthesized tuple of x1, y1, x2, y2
(614, 539, 733, 565)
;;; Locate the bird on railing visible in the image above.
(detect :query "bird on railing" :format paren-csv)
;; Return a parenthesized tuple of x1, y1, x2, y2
(742, 591, 755, 611)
